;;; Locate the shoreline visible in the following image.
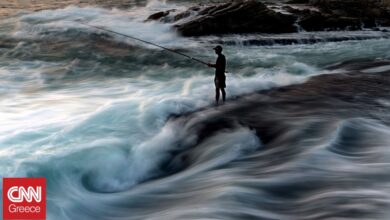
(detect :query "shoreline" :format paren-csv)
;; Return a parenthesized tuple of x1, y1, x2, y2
(171, 59, 390, 145)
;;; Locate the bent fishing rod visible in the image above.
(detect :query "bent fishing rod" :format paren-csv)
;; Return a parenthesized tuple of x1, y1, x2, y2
(77, 21, 210, 66)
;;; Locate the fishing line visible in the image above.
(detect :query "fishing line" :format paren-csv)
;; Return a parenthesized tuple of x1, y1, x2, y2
(77, 21, 210, 65)
(76, 21, 235, 75)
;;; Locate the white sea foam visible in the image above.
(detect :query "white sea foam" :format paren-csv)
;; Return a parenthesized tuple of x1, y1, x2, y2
(16, 5, 194, 49)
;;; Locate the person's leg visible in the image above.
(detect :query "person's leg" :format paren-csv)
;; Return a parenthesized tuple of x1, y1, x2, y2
(221, 88, 226, 103)
(215, 88, 220, 104)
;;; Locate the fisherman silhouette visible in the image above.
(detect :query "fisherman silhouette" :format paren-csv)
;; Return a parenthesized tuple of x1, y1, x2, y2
(208, 45, 226, 105)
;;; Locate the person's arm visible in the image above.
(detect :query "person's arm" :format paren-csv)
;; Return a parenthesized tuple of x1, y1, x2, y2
(208, 56, 219, 68)
(211, 56, 225, 69)
(208, 63, 216, 68)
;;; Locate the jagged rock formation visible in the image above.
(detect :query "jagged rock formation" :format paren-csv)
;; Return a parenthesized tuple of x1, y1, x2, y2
(146, 0, 390, 36)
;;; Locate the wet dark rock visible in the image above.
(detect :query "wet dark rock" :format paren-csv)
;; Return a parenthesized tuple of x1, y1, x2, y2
(286, 0, 310, 3)
(146, 9, 176, 22)
(146, 0, 390, 36)
(168, 7, 201, 23)
(311, 0, 390, 28)
(299, 12, 361, 31)
(174, 0, 297, 36)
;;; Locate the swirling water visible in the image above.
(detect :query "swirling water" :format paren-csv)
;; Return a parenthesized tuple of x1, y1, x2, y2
(1, 1, 390, 219)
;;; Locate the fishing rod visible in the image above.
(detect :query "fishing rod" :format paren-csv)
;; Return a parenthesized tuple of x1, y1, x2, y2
(76, 21, 210, 66)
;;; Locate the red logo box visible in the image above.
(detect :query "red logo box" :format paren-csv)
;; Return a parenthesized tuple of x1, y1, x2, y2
(3, 178, 46, 219)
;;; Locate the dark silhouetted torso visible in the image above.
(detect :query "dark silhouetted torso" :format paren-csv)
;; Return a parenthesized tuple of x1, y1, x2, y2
(215, 54, 226, 79)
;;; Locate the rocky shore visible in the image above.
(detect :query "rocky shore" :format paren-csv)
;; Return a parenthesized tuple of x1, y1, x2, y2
(146, 0, 390, 36)
(173, 59, 390, 146)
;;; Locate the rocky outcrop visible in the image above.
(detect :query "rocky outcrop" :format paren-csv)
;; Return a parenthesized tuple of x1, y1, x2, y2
(146, 0, 390, 36)
(298, 0, 390, 30)
(175, 59, 390, 145)
(178, 1, 297, 36)
(146, 9, 176, 22)
(148, 0, 297, 36)
(298, 11, 362, 31)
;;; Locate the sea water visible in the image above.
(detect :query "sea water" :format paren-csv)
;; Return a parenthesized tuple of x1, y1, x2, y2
(1, 1, 390, 219)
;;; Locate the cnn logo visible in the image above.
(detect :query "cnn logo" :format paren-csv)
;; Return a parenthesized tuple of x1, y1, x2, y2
(3, 178, 46, 219)
(8, 186, 42, 203)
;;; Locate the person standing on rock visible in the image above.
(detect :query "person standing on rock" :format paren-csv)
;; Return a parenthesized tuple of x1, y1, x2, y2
(208, 45, 226, 105)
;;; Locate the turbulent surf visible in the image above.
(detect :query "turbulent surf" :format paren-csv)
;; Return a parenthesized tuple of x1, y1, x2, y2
(1, 0, 390, 219)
